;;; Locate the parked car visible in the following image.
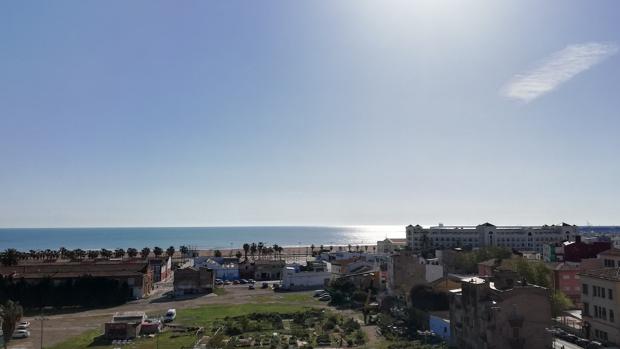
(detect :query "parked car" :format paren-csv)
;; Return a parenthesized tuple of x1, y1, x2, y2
(163, 308, 177, 322)
(17, 321, 30, 328)
(314, 289, 326, 297)
(248, 284, 255, 290)
(12, 329, 30, 339)
(318, 294, 331, 302)
(248, 279, 255, 284)
(224, 280, 232, 285)
(576, 338, 590, 347)
(261, 282, 269, 289)
(586, 341, 604, 349)
(240, 279, 248, 284)
(233, 280, 240, 285)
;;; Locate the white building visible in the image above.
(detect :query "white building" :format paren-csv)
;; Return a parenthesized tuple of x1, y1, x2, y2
(193, 257, 240, 280)
(281, 261, 331, 290)
(407, 222, 578, 253)
(376, 238, 408, 255)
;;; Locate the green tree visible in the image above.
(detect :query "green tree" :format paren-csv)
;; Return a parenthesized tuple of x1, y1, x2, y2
(214, 250, 223, 258)
(153, 246, 163, 257)
(180, 245, 189, 256)
(114, 248, 125, 259)
(1, 249, 19, 266)
(166, 246, 175, 258)
(235, 250, 242, 259)
(1, 300, 23, 349)
(126, 248, 138, 258)
(243, 243, 250, 261)
(140, 247, 151, 259)
(551, 291, 574, 317)
(250, 243, 257, 260)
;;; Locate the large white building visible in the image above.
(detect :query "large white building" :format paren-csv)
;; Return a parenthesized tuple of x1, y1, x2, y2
(407, 222, 578, 253)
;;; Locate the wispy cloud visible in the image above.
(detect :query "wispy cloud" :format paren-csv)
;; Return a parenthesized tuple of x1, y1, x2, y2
(502, 42, 618, 102)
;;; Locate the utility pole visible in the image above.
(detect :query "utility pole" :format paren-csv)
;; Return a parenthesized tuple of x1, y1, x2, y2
(36, 315, 48, 349)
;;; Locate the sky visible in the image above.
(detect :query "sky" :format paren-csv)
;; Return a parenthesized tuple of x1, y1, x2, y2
(1, 0, 619, 228)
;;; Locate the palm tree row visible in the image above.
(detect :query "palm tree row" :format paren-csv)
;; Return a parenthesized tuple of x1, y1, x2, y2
(241, 242, 285, 261)
(1, 245, 191, 266)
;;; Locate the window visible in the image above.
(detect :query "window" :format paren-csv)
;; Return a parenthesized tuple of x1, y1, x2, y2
(583, 284, 589, 295)
(611, 309, 615, 323)
(583, 302, 590, 316)
(595, 305, 599, 317)
(609, 289, 613, 300)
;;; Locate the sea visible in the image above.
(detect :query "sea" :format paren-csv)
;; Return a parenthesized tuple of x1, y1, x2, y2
(1, 225, 618, 252)
(0, 225, 404, 251)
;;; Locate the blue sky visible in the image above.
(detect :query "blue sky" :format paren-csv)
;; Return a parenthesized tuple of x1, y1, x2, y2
(1, 0, 619, 227)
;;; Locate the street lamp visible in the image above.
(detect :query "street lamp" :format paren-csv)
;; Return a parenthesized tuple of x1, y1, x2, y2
(35, 316, 49, 349)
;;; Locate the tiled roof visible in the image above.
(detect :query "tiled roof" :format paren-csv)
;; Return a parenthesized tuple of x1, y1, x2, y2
(579, 268, 620, 281)
(599, 248, 620, 257)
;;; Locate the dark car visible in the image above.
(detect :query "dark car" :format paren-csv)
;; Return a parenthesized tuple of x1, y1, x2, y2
(248, 284, 255, 290)
(239, 279, 248, 284)
(261, 282, 269, 289)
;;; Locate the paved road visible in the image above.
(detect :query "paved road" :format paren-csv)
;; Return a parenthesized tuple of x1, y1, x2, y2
(553, 338, 584, 349)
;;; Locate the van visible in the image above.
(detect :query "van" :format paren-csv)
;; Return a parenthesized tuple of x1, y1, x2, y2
(164, 309, 176, 322)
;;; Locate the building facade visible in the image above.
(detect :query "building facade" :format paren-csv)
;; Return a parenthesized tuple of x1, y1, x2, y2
(173, 267, 215, 296)
(449, 271, 552, 349)
(579, 268, 620, 345)
(376, 238, 408, 254)
(281, 261, 331, 290)
(408, 222, 578, 253)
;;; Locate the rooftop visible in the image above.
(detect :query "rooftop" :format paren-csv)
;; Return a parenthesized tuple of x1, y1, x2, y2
(579, 268, 620, 281)
(599, 248, 620, 257)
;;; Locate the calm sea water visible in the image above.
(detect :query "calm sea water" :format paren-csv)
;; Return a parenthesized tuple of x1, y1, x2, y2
(0, 226, 404, 251)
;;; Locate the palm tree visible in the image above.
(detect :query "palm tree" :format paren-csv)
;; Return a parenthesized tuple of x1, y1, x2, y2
(153, 246, 163, 257)
(127, 248, 138, 258)
(310, 244, 315, 255)
(364, 245, 369, 253)
(180, 245, 189, 256)
(235, 250, 242, 259)
(329, 245, 333, 252)
(257, 242, 264, 259)
(319, 244, 324, 253)
(74, 248, 87, 260)
(1, 249, 19, 266)
(1, 300, 23, 349)
(114, 248, 125, 259)
(347, 244, 352, 252)
(166, 246, 175, 258)
(243, 243, 250, 261)
(141, 247, 151, 259)
(214, 250, 222, 258)
(87, 250, 99, 259)
(273, 244, 279, 259)
(250, 243, 257, 260)
(59, 247, 68, 259)
(100, 248, 113, 259)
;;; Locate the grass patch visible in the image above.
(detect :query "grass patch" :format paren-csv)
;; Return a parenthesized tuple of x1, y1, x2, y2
(47, 303, 313, 349)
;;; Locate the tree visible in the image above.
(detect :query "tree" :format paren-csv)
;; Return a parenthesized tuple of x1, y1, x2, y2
(1, 249, 19, 266)
(73, 249, 86, 260)
(235, 251, 242, 259)
(114, 248, 125, 259)
(140, 247, 151, 259)
(100, 248, 113, 259)
(214, 250, 223, 258)
(311, 244, 315, 255)
(257, 242, 264, 259)
(166, 246, 175, 258)
(180, 245, 189, 256)
(87, 250, 99, 259)
(153, 246, 163, 257)
(551, 290, 574, 317)
(347, 244, 352, 252)
(250, 243, 257, 260)
(243, 243, 250, 261)
(1, 300, 23, 349)
(126, 248, 138, 258)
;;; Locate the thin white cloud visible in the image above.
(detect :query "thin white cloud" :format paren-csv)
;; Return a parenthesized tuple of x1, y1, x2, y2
(502, 42, 618, 102)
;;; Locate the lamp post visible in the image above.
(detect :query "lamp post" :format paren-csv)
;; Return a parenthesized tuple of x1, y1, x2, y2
(35, 316, 48, 349)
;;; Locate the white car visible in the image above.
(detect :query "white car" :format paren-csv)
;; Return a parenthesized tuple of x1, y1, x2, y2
(18, 321, 30, 328)
(12, 329, 30, 339)
(163, 308, 176, 322)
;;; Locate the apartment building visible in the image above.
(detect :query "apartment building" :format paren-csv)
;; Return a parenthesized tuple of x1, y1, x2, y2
(407, 222, 578, 253)
(449, 270, 552, 349)
(579, 268, 620, 345)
